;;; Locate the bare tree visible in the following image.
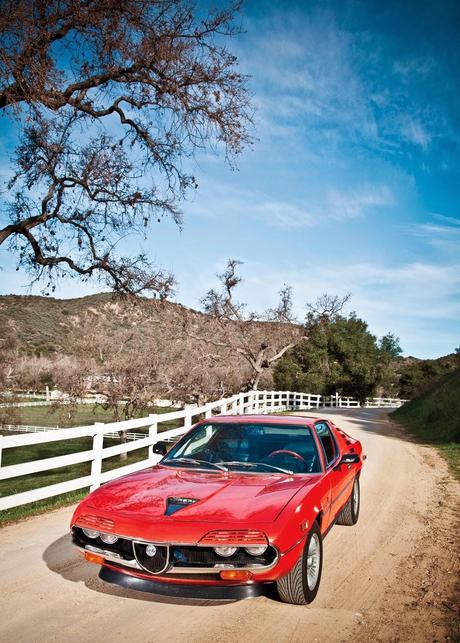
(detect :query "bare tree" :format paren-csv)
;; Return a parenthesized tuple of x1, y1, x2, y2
(191, 260, 306, 391)
(0, 1, 252, 295)
(305, 292, 351, 328)
(266, 284, 296, 324)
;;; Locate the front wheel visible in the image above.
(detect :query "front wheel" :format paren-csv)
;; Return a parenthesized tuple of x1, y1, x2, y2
(276, 521, 323, 605)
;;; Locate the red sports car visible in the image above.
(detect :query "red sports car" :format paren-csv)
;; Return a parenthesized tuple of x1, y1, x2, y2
(71, 414, 364, 604)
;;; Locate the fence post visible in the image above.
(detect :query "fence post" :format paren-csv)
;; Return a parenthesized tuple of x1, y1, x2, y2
(239, 393, 245, 415)
(249, 392, 253, 413)
(148, 415, 158, 461)
(90, 422, 104, 491)
(251, 391, 259, 414)
(205, 405, 212, 419)
(184, 407, 192, 432)
(0, 434, 3, 468)
(220, 402, 227, 415)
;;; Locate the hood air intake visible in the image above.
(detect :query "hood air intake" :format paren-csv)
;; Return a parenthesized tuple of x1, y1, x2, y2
(165, 497, 198, 516)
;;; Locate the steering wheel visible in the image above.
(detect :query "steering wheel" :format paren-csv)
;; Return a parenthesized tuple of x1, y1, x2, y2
(267, 449, 306, 463)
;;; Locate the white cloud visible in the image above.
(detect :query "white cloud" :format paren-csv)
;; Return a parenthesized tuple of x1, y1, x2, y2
(399, 117, 432, 149)
(185, 179, 393, 229)
(326, 185, 393, 220)
(243, 11, 378, 148)
(411, 214, 460, 252)
(239, 8, 457, 157)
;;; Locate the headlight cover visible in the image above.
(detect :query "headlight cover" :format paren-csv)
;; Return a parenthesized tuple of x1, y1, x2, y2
(82, 528, 99, 539)
(214, 546, 238, 557)
(244, 545, 268, 556)
(100, 533, 119, 545)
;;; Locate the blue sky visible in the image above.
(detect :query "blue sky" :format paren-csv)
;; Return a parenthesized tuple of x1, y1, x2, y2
(1, 0, 459, 358)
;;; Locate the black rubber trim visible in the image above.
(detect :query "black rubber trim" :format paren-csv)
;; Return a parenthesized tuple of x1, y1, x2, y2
(99, 566, 271, 600)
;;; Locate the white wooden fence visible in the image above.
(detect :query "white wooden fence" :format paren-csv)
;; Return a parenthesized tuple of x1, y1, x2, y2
(0, 425, 151, 441)
(0, 390, 406, 512)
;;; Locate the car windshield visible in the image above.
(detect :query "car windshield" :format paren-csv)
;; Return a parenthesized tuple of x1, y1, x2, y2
(161, 422, 321, 474)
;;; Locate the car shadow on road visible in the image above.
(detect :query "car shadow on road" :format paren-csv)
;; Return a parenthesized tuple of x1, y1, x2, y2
(42, 533, 276, 607)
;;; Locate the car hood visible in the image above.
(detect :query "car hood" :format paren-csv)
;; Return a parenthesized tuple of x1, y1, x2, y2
(83, 465, 317, 523)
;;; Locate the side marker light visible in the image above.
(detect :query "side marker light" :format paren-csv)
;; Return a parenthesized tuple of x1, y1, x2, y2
(220, 570, 253, 581)
(84, 552, 105, 565)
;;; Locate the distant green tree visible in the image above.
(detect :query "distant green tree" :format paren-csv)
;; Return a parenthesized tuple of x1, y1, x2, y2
(375, 332, 403, 397)
(274, 313, 383, 402)
(378, 333, 403, 358)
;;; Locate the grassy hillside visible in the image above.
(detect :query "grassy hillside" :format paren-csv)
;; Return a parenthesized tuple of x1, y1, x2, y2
(396, 353, 459, 399)
(0, 292, 201, 356)
(392, 368, 460, 478)
(0, 292, 293, 357)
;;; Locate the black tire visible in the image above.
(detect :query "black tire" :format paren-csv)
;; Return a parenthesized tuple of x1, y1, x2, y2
(336, 477, 360, 526)
(276, 521, 323, 605)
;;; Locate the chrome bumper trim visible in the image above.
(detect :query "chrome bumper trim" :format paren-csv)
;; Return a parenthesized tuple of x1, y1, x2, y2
(77, 544, 279, 575)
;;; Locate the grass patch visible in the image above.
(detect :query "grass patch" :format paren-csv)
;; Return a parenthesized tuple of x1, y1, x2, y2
(1, 403, 183, 429)
(0, 489, 88, 526)
(392, 368, 460, 479)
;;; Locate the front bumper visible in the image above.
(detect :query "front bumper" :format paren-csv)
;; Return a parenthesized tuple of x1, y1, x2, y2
(72, 525, 306, 586)
(99, 565, 273, 599)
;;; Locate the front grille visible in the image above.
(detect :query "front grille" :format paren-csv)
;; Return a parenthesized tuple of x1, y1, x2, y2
(171, 545, 277, 568)
(134, 542, 169, 574)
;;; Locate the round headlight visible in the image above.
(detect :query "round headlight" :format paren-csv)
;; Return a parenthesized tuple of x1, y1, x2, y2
(214, 546, 238, 557)
(82, 528, 99, 539)
(244, 545, 268, 556)
(100, 533, 119, 545)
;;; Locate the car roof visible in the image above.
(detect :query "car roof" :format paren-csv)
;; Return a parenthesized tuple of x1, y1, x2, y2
(204, 414, 324, 427)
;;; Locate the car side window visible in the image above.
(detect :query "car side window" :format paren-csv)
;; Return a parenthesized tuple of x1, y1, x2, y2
(314, 422, 337, 466)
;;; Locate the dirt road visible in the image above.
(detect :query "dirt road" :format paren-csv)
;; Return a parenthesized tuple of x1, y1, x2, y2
(1, 409, 458, 643)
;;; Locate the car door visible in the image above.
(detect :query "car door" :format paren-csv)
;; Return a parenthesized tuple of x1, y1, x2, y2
(313, 421, 349, 526)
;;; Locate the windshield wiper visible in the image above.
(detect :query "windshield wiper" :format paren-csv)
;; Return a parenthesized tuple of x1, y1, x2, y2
(222, 461, 293, 475)
(165, 457, 228, 472)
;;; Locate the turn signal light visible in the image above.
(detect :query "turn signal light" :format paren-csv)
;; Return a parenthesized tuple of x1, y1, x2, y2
(220, 570, 253, 581)
(84, 551, 105, 565)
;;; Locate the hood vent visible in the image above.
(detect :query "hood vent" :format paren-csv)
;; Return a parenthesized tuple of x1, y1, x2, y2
(165, 497, 198, 516)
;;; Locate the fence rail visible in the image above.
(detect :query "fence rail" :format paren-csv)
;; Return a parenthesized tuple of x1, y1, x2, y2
(0, 390, 406, 512)
(0, 424, 153, 441)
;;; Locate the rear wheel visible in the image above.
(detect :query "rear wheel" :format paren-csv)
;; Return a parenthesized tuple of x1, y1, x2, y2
(276, 521, 323, 605)
(336, 477, 360, 526)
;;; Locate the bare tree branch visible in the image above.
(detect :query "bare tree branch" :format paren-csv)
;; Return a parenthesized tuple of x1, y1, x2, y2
(195, 259, 306, 390)
(0, 0, 252, 295)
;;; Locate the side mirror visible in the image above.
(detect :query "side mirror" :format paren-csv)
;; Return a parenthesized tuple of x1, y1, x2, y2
(152, 441, 168, 456)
